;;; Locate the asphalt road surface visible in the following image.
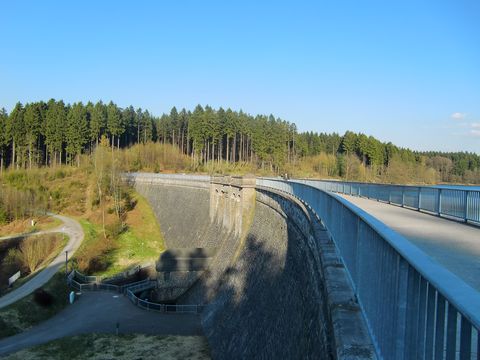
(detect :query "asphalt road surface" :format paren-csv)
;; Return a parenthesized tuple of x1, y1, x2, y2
(339, 194, 480, 292)
(0, 291, 203, 356)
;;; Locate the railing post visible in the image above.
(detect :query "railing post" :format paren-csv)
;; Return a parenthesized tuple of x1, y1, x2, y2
(394, 257, 409, 360)
(401, 188, 405, 207)
(446, 304, 457, 360)
(417, 187, 422, 211)
(463, 191, 469, 223)
(438, 189, 442, 216)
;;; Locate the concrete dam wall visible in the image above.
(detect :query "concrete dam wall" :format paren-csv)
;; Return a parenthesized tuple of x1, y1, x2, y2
(130, 174, 375, 359)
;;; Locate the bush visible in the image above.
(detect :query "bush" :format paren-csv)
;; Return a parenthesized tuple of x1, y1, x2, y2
(0, 207, 8, 225)
(33, 288, 54, 307)
(105, 220, 125, 238)
(19, 235, 62, 273)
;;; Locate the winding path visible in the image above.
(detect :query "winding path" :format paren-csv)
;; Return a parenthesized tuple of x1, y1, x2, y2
(0, 214, 84, 309)
(0, 291, 203, 356)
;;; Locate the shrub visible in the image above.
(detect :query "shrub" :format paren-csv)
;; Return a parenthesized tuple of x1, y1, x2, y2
(19, 235, 62, 273)
(0, 207, 8, 225)
(33, 288, 54, 307)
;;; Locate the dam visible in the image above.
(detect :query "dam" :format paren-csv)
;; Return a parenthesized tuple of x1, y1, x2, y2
(128, 173, 375, 359)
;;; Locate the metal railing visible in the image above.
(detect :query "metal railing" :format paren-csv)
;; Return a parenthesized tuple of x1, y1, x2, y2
(123, 172, 210, 186)
(257, 178, 480, 360)
(125, 287, 202, 314)
(291, 179, 480, 225)
(68, 263, 152, 284)
(68, 270, 202, 314)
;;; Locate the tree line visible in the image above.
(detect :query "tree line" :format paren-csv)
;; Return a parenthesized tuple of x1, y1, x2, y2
(0, 100, 479, 183)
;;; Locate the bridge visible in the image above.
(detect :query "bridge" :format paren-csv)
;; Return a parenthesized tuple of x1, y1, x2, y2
(259, 178, 480, 359)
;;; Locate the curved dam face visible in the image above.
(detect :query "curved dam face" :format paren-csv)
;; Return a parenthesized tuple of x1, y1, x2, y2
(131, 175, 374, 359)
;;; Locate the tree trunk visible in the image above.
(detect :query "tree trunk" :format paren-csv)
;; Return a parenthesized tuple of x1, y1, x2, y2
(11, 140, 15, 169)
(28, 143, 32, 170)
(226, 137, 230, 163)
(212, 141, 215, 163)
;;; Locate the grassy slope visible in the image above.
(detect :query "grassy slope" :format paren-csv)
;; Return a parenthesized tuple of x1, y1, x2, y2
(4, 334, 211, 360)
(0, 216, 62, 237)
(0, 166, 166, 343)
(0, 272, 70, 339)
(74, 191, 165, 277)
(110, 192, 165, 274)
(0, 234, 68, 295)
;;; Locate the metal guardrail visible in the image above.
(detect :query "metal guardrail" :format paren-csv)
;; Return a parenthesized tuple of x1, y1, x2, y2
(257, 178, 480, 360)
(293, 179, 480, 225)
(67, 270, 202, 314)
(125, 287, 201, 314)
(71, 264, 151, 285)
(123, 172, 210, 184)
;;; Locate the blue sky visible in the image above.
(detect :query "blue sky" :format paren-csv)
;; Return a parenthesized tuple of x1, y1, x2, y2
(1, 1, 479, 153)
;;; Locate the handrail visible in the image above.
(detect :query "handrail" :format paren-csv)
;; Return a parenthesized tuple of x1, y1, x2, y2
(67, 270, 202, 314)
(123, 172, 210, 183)
(257, 178, 480, 359)
(294, 178, 480, 225)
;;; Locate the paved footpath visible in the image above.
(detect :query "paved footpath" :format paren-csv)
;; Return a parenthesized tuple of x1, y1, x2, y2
(0, 214, 84, 309)
(339, 194, 480, 292)
(0, 291, 203, 356)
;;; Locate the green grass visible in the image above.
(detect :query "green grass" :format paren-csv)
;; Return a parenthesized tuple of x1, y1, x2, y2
(0, 271, 70, 339)
(74, 191, 165, 277)
(76, 219, 101, 254)
(3, 334, 211, 360)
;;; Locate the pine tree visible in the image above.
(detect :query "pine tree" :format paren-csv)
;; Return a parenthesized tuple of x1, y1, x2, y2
(107, 101, 123, 149)
(0, 108, 8, 172)
(23, 103, 43, 169)
(6, 102, 25, 169)
(66, 102, 89, 166)
(90, 101, 107, 147)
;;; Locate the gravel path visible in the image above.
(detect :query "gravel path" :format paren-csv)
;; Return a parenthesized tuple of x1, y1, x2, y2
(0, 214, 84, 309)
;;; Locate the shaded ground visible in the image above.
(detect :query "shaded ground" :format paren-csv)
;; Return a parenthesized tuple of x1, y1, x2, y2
(3, 334, 210, 360)
(339, 194, 480, 291)
(0, 291, 204, 357)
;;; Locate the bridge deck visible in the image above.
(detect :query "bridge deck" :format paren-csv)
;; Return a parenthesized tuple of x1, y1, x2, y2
(339, 194, 480, 292)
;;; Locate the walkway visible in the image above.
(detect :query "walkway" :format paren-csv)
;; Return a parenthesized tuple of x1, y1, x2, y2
(0, 214, 84, 309)
(0, 291, 203, 356)
(338, 194, 480, 292)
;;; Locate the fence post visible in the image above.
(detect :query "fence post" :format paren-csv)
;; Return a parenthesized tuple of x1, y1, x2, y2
(438, 189, 442, 216)
(463, 191, 469, 223)
(395, 257, 409, 360)
(402, 188, 405, 207)
(417, 187, 422, 211)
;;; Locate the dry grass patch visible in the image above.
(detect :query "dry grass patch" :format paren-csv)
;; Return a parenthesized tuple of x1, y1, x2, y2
(4, 334, 211, 360)
(0, 216, 61, 237)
